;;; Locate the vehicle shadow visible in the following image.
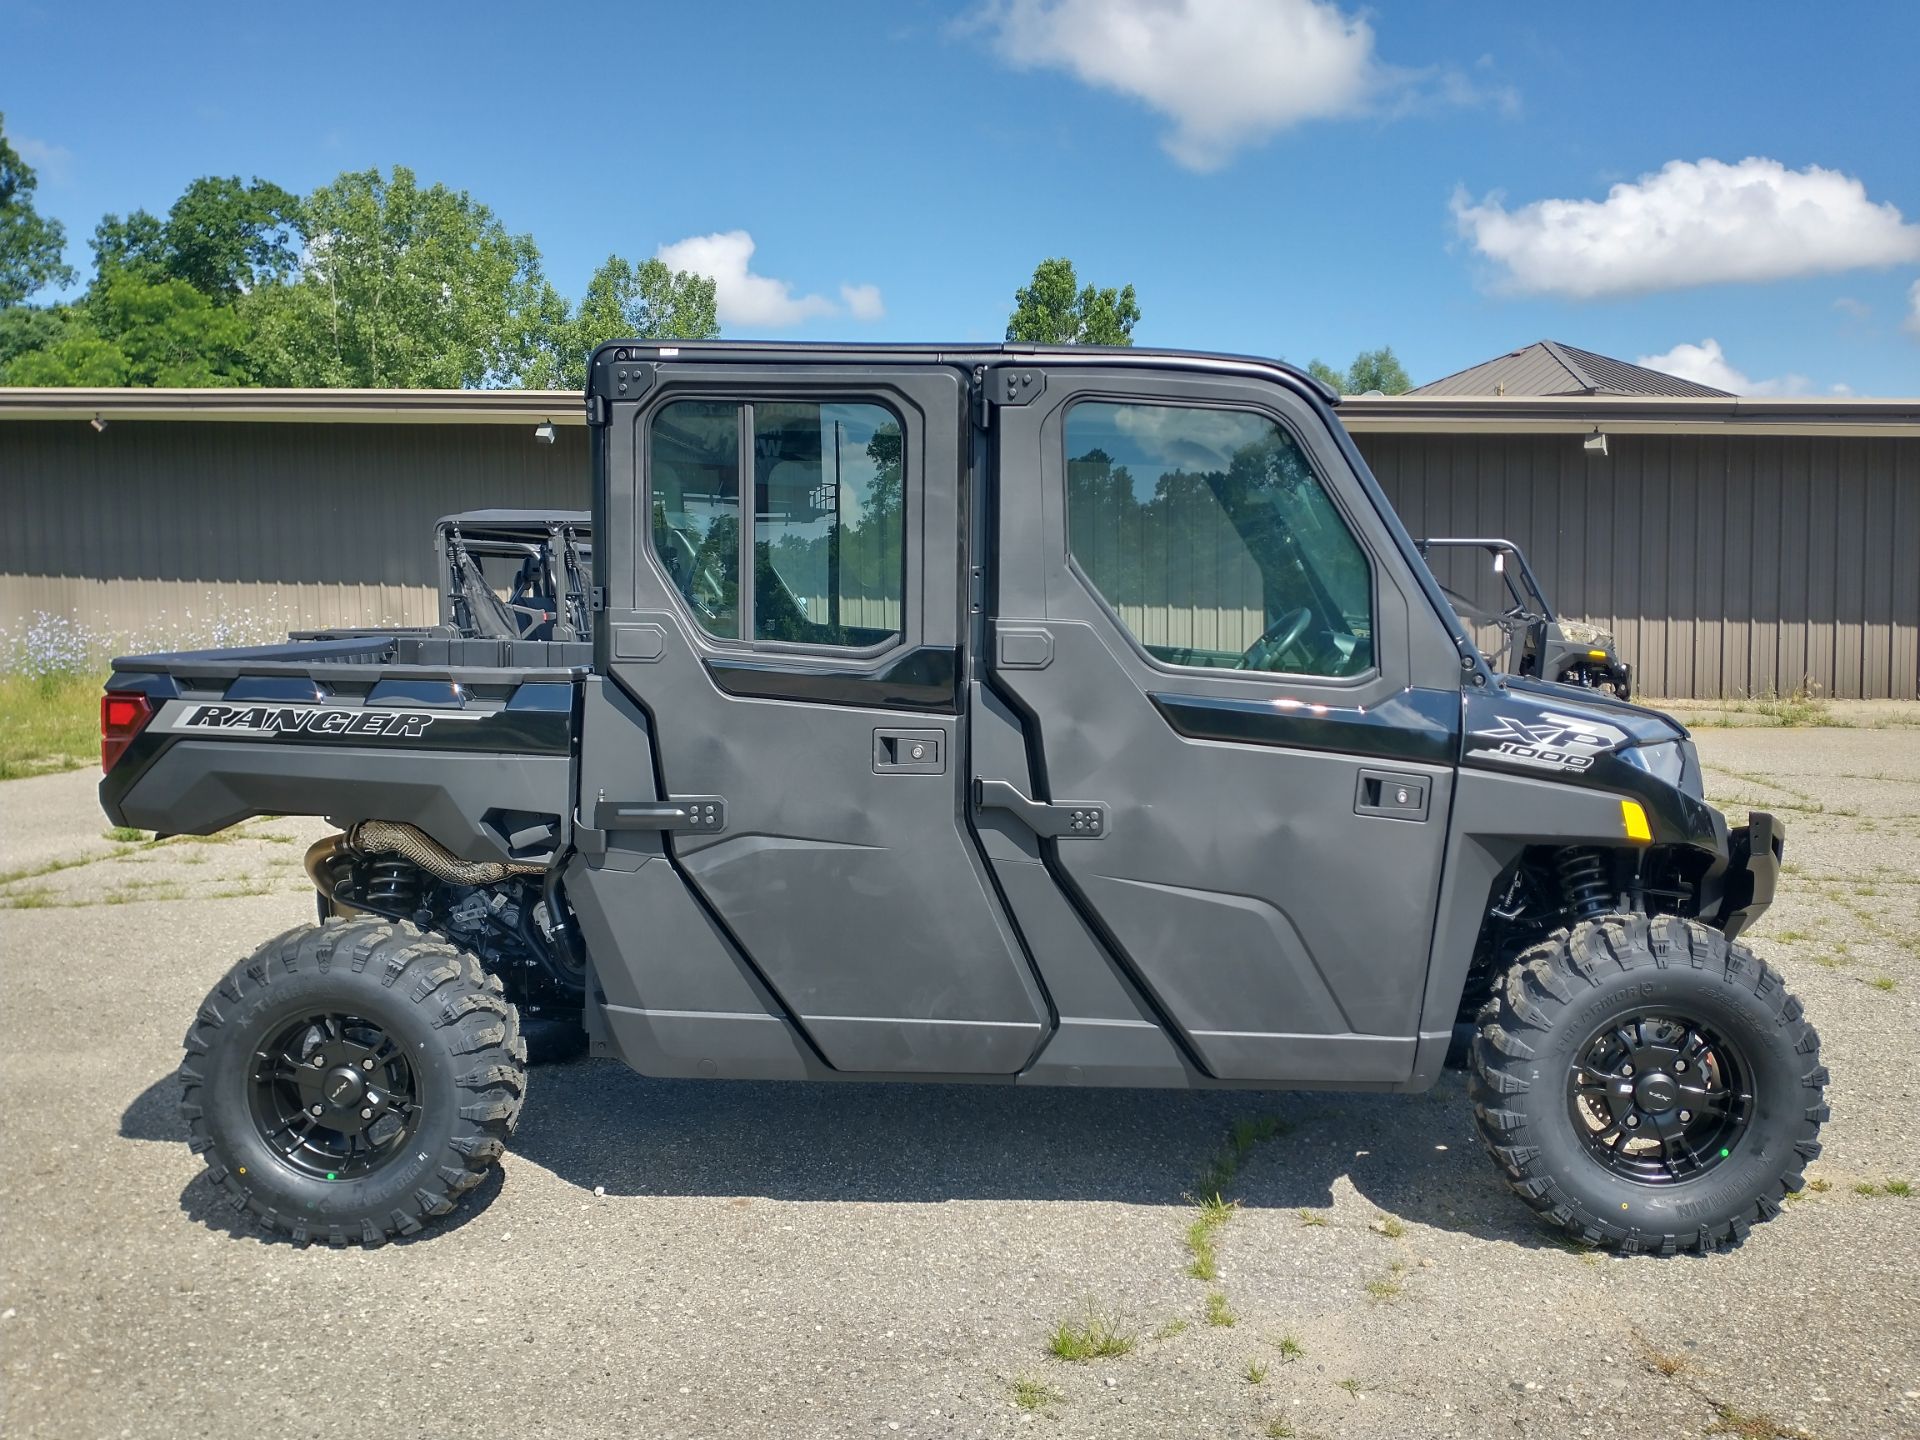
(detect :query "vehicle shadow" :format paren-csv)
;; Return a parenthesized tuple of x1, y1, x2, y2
(120, 1074, 502, 1248)
(122, 1061, 1560, 1251)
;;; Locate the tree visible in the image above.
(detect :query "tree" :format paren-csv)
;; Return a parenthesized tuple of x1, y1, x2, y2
(1303, 346, 1414, 396)
(1305, 359, 1345, 392)
(538, 255, 719, 388)
(1006, 257, 1140, 346)
(1343, 346, 1412, 395)
(1, 113, 74, 305)
(6, 271, 251, 386)
(245, 165, 562, 388)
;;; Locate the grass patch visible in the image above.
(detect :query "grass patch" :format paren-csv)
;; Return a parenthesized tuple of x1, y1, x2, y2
(1047, 1307, 1135, 1362)
(101, 826, 149, 843)
(1867, 975, 1897, 992)
(1646, 1350, 1691, 1378)
(1705, 1402, 1812, 1438)
(1333, 1378, 1363, 1397)
(1372, 1215, 1406, 1240)
(1270, 1333, 1304, 1363)
(1185, 1192, 1234, 1280)
(1194, 1113, 1289, 1201)
(1808, 1177, 1831, 1193)
(1204, 1292, 1235, 1328)
(1885, 1178, 1913, 1197)
(1363, 1273, 1404, 1303)
(1264, 1423, 1295, 1439)
(1296, 1208, 1327, 1228)
(1151, 1318, 1189, 1341)
(1010, 1376, 1063, 1412)
(0, 886, 56, 909)
(1244, 1359, 1269, 1385)
(0, 669, 102, 780)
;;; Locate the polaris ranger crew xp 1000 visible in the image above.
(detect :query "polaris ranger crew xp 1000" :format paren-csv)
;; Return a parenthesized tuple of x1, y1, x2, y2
(100, 343, 1819, 1252)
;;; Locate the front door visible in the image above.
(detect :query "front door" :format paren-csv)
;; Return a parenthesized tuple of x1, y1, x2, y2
(598, 361, 1048, 1075)
(984, 365, 1463, 1084)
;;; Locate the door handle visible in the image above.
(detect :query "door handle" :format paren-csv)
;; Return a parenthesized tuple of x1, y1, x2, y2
(973, 779, 1108, 839)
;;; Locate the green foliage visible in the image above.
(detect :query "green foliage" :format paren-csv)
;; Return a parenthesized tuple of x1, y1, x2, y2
(245, 165, 562, 388)
(1046, 1307, 1135, 1361)
(1344, 345, 1412, 394)
(0, 670, 102, 779)
(540, 255, 719, 388)
(1301, 346, 1414, 396)
(7, 272, 251, 386)
(1, 114, 74, 304)
(1006, 256, 1139, 346)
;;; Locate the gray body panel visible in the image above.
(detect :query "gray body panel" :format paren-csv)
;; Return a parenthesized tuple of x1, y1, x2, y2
(103, 343, 1740, 1097)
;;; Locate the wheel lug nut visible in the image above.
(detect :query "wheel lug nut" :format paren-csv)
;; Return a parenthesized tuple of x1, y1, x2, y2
(1622, 1064, 1634, 1077)
(1626, 1115, 1640, 1128)
(1674, 1060, 1687, 1072)
(1679, 1110, 1692, 1123)
(312, 1056, 325, 1068)
(360, 1108, 373, 1120)
(362, 1058, 375, 1071)
(309, 1104, 323, 1116)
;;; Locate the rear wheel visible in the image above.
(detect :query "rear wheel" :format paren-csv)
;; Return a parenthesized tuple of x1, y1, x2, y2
(1470, 914, 1826, 1252)
(181, 918, 526, 1246)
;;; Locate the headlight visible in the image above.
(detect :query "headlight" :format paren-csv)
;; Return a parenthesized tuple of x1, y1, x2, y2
(1619, 740, 1697, 794)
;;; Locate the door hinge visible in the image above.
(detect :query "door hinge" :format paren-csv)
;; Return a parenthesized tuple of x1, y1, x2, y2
(585, 394, 609, 427)
(589, 586, 607, 613)
(973, 778, 1107, 838)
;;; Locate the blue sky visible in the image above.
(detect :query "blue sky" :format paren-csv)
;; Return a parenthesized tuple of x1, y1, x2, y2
(6, 1, 1919, 393)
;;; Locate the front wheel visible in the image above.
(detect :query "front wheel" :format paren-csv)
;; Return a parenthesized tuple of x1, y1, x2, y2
(181, 918, 526, 1246)
(1470, 914, 1827, 1252)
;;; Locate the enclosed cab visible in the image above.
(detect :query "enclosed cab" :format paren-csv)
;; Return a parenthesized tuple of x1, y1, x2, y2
(101, 343, 1818, 1254)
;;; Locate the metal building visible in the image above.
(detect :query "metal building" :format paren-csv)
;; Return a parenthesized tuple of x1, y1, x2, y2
(2, 385, 1917, 699)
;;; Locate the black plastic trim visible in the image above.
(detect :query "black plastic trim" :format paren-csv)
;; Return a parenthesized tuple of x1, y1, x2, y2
(704, 645, 960, 712)
(1148, 686, 1460, 765)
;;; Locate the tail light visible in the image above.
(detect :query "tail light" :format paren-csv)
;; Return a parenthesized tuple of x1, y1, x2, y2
(101, 691, 155, 773)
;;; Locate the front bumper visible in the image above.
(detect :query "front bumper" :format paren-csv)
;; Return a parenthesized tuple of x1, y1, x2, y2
(1715, 811, 1784, 943)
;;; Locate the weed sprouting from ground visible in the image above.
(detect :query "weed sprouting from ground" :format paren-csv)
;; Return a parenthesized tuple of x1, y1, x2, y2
(1010, 1376, 1063, 1412)
(1244, 1359, 1269, 1385)
(1204, 1292, 1235, 1328)
(1047, 1307, 1135, 1362)
(1271, 1334, 1304, 1363)
(1296, 1208, 1327, 1227)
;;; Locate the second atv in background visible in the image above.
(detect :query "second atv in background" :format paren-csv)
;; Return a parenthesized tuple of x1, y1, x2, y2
(1418, 536, 1633, 699)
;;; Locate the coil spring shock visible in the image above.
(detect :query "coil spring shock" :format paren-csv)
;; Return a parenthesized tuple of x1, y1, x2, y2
(1554, 847, 1614, 920)
(362, 857, 421, 913)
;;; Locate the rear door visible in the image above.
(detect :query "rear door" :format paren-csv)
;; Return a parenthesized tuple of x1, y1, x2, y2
(595, 360, 1047, 1075)
(982, 364, 1463, 1084)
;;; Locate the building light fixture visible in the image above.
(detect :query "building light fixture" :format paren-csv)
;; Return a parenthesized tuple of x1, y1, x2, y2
(90, 414, 108, 434)
(1582, 429, 1609, 457)
(533, 422, 556, 445)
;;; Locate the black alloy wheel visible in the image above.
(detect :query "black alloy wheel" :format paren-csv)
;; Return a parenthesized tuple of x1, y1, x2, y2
(247, 1011, 420, 1182)
(1566, 1010, 1753, 1185)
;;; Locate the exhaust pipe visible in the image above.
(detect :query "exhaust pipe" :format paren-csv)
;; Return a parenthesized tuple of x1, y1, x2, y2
(347, 820, 546, 885)
(305, 822, 543, 899)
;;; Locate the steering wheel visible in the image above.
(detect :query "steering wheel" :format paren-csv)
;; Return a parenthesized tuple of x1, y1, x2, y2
(1241, 606, 1313, 671)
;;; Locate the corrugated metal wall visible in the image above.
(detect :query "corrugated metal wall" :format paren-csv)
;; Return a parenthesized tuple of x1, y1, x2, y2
(1358, 431, 1920, 700)
(3, 418, 1916, 698)
(1, 420, 586, 650)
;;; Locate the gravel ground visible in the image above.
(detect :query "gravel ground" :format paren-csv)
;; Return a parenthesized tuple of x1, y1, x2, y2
(2, 723, 1916, 1440)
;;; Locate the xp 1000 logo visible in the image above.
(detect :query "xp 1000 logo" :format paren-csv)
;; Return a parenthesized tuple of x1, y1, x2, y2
(1470, 710, 1627, 773)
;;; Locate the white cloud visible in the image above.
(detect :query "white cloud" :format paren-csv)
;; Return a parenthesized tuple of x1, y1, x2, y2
(654, 230, 883, 330)
(1831, 296, 1871, 320)
(14, 134, 74, 184)
(979, 0, 1386, 170)
(1906, 279, 1920, 337)
(1453, 157, 1920, 298)
(840, 282, 886, 321)
(1635, 339, 1815, 397)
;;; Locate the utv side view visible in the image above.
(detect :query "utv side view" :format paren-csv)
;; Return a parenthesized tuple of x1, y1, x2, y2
(98, 342, 1821, 1253)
